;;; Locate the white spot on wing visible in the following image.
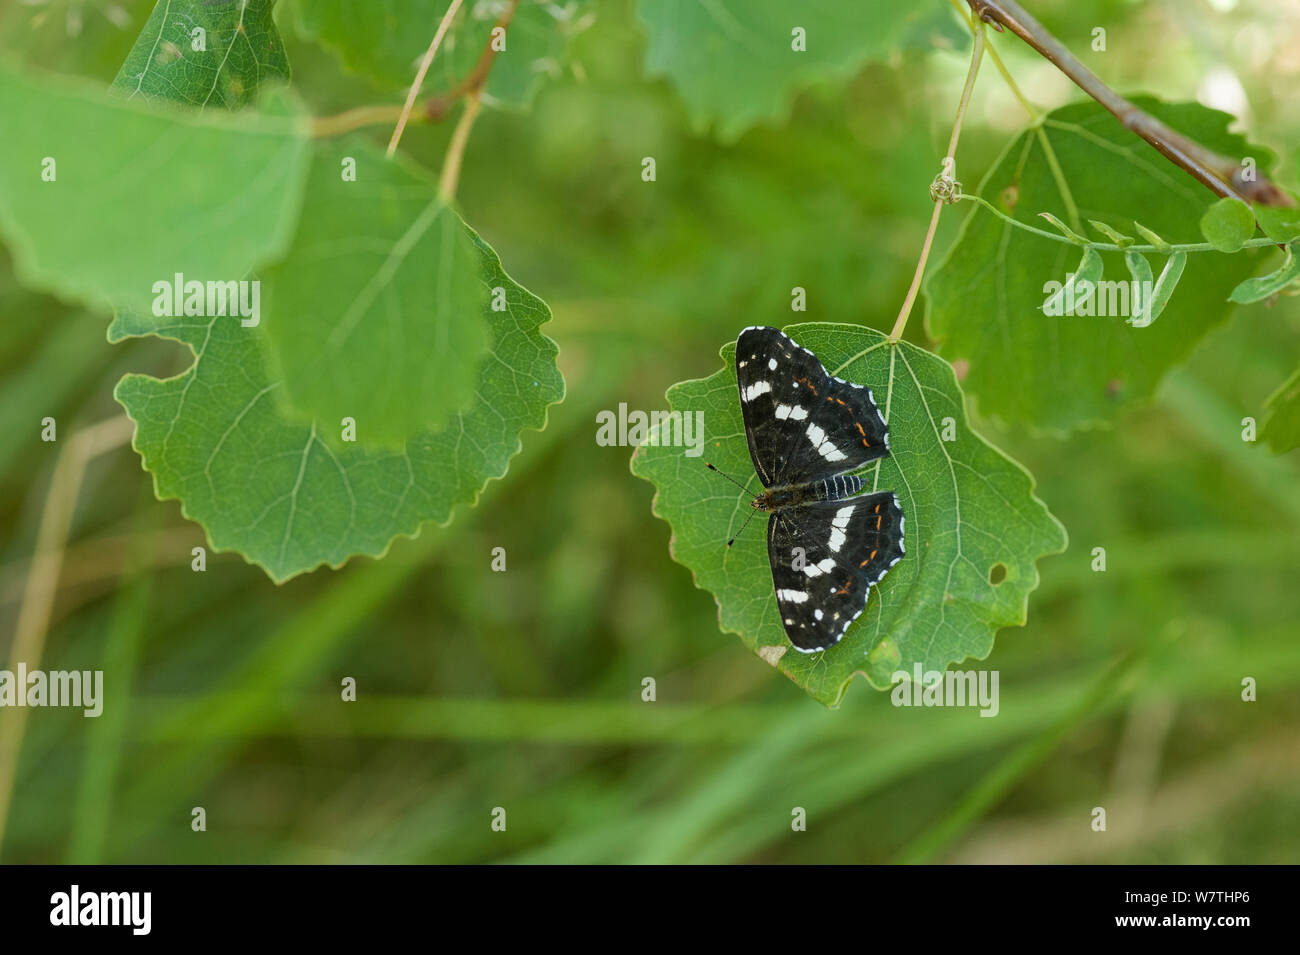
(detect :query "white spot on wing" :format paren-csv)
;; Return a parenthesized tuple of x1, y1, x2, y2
(805, 421, 848, 462)
(742, 380, 771, 402)
(803, 557, 836, 578)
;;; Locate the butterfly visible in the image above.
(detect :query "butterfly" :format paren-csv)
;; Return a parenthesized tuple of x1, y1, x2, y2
(721, 326, 905, 653)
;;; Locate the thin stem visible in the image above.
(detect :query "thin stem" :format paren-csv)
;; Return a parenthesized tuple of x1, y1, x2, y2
(312, 104, 405, 139)
(889, 19, 985, 342)
(955, 192, 1286, 253)
(425, 0, 520, 121)
(966, 0, 1293, 207)
(438, 89, 483, 202)
(890, 203, 946, 343)
(0, 416, 133, 858)
(316, 0, 520, 137)
(387, 0, 465, 158)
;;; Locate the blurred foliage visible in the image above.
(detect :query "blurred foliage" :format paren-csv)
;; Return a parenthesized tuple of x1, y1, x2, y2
(0, 0, 1298, 864)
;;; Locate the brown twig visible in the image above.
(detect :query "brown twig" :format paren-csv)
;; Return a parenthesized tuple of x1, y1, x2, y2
(425, 0, 520, 121)
(313, 0, 520, 139)
(968, 0, 1294, 207)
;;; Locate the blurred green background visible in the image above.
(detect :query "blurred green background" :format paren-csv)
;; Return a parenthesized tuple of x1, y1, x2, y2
(1, 0, 1297, 863)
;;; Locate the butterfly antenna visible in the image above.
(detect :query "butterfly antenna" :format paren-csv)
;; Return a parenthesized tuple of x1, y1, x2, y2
(706, 463, 760, 549)
(726, 505, 760, 549)
(705, 462, 750, 492)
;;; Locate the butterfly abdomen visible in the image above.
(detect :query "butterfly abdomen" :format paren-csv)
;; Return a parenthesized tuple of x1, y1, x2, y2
(754, 473, 865, 512)
(812, 473, 864, 502)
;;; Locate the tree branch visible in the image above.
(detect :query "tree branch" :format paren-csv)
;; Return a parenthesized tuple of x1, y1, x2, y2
(967, 0, 1294, 207)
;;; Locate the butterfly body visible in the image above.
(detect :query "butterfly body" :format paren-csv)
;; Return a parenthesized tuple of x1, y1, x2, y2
(733, 326, 905, 653)
(751, 474, 866, 512)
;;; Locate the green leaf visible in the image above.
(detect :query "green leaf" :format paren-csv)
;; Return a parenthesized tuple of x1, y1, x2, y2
(1133, 221, 1172, 251)
(1143, 251, 1187, 327)
(294, 0, 444, 89)
(927, 98, 1271, 431)
(1254, 203, 1300, 243)
(435, 0, 592, 110)
(297, 0, 589, 108)
(1200, 196, 1256, 252)
(1228, 244, 1300, 304)
(111, 227, 564, 582)
(0, 62, 310, 319)
(1038, 212, 1088, 244)
(1043, 246, 1102, 315)
(630, 324, 1066, 706)
(112, 0, 289, 108)
(635, 0, 916, 141)
(260, 138, 489, 447)
(1262, 367, 1300, 453)
(1088, 219, 1134, 247)
(1123, 249, 1154, 326)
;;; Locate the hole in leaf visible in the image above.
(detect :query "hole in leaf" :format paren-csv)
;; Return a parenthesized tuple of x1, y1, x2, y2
(989, 562, 1007, 585)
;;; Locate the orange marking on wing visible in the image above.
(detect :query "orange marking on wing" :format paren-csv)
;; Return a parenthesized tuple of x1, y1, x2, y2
(876, 515, 881, 530)
(859, 549, 878, 567)
(835, 580, 851, 595)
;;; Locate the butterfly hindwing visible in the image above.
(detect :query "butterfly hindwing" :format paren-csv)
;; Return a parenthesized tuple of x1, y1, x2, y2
(736, 326, 888, 488)
(766, 492, 906, 652)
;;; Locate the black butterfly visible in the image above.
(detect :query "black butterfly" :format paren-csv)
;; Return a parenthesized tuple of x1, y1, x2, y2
(727, 326, 904, 653)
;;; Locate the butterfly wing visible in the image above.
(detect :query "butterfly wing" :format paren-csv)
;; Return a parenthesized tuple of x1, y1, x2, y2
(766, 491, 905, 652)
(736, 326, 889, 489)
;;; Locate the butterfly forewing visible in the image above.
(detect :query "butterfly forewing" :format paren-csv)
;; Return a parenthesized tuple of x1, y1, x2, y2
(736, 326, 889, 488)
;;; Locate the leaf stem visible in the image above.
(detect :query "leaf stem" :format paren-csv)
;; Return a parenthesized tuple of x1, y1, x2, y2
(438, 89, 483, 202)
(387, 0, 466, 158)
(315, 0, 519, 139)
(311, 104, 405, 139)
(425, 0, 520, 120)
(889, 18, 985, 343)
(955, 192, 1286, 254)
(948, 0, 1036, 120)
